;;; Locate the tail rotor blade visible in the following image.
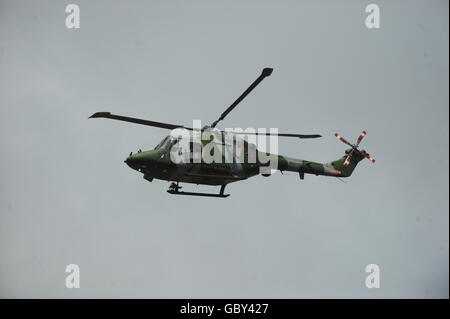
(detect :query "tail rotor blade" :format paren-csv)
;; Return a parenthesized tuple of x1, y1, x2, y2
(361, 150, 376, 163)
(355, 130, 367, 146)
(335, 133, 353, 147)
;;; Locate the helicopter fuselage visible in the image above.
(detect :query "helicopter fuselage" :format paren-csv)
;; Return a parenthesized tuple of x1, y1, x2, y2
(124, 133, 261, 185)
(124, 133, 364, 186)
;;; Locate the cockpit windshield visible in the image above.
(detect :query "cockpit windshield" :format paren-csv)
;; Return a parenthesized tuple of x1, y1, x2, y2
(154, 136, 170, 150)
(154, 136, 180, 150)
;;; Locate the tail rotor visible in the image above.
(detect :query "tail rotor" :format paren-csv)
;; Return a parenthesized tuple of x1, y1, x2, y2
(334, 131, 376, 166)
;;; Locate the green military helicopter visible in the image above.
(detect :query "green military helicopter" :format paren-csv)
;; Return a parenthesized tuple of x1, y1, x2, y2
(89, 68, 375, 197)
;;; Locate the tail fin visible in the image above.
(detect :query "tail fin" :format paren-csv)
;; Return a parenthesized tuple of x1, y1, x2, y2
(327, 149, 365, 177)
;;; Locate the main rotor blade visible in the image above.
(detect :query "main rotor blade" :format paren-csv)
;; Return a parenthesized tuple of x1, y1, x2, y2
(89, 112, 191, 130)
(224, 131, 321, 139)
(210, 68, 273, 128)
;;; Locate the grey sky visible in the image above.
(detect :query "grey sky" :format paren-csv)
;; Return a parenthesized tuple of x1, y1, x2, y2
(0, 0, 448, 298)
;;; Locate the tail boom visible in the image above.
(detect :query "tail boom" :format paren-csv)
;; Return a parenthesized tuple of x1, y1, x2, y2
(276, 150, 365, 178)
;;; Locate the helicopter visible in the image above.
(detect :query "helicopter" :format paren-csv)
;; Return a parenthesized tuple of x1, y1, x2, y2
(89, 68, 375, 197)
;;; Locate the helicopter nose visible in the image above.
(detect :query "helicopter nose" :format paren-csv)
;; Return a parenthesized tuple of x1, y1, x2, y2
(124, 152, 150, 170)
(124, 155, 136, 168)
(125, 156, 143, 172)
(124, 150, 163, 171)
(124, 157, 131, 168)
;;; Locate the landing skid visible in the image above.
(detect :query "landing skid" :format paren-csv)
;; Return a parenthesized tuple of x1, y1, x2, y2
(167, 183, 230, 198)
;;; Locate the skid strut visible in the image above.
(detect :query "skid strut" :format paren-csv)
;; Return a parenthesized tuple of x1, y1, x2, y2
(167, 182, 230, 198)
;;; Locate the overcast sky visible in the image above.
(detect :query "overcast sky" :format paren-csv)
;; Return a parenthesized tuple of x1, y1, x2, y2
(0, 0, 448, 298)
